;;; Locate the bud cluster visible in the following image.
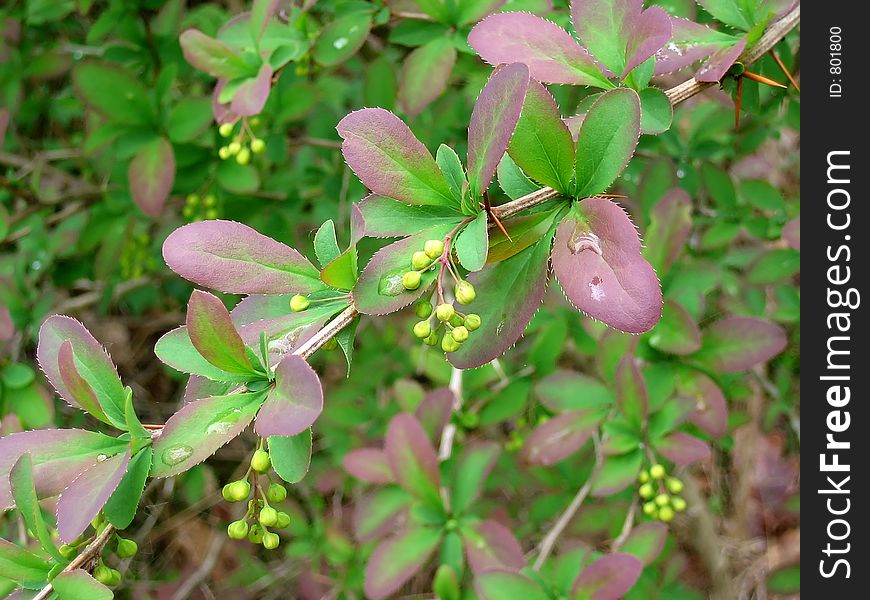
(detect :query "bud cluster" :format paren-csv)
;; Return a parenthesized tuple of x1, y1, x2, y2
(182, 192, 221, 222)
(637, 464, 687, 523)
(217, 118, 266, 164)
(412, 296, 481, 354)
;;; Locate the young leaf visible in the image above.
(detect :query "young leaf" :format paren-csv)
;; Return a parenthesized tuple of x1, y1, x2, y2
(508, 80, 575, 193)
(56, 449, 130, 543)
(462, 520, 525, 574)
(476, 570, 550, 600)
(103, 447, 152, 529)
(497, 153, 541, 200)
(571, 0, 672, 79)
(10, 455, 64, 561)
(436, 145, 467, 203)
(358, 195, 463, 239)
(467, 63, 530, 197)
(187, 290, 256, 376)
(179, 29, 256, 79)
(639, 87, 673, 134)
(573, 88, 641, 197)
(354, 488, 411, 542)
(37, 316, 126, 427)
(321, 247, 358, 291)
(451, 442, 499, 515)
(455, 212, 489, 272)
(468, 13, 611, 88)
(162, 220, 322, 295)
(314, 220, 342, 267)
(535, 370, 613, 414)
(52, 569, 113, 600)
(128, 137, 175, 218)
(385, 414, 441, 507)
(256, 355, 323, 437)
(657, 432, 712, 465)
(571, 553, 643, 600)
(337, 108, 456, 208)
(620, 522, 668, 566)
(269, 429, 313, 484)
(691, 317, 787, 372)
(57, 341, 109, 424)
(649, 300, 702, 355)
(230, 63, 273, 116)
(155, 326, 253, 383)
(151, 391, 265, 478)
(364, 526, 442, 600)
(398, 38, 457, 118)
(521, 408, 605, 466)
(343, 448, 396, 484)
(449, 230, 553, 369)
(615, 357, 648, 430)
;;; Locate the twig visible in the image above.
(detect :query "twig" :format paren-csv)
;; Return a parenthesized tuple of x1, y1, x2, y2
(171, 533, 226, 600)
(611, 499, 638, 551)
(293, 305, 359, 360)
(437, 368, 464, 461)
(33, 525, 116, 600)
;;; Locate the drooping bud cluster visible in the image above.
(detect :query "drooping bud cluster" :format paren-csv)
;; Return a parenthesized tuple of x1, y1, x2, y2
(412, 297, 481, 354)
(217, 117, 267, 164)
(637, 464, 687, 523)
(66, 515, 137, 587)
(119, 231, 157, 279)
(182, 192, 221, 222)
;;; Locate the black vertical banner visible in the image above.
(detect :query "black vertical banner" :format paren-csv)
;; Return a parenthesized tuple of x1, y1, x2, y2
(804, 1, 865, 596)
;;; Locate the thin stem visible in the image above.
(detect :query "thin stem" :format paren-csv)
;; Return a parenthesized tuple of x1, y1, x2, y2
(293, 305, 359, 360)
(33, 525, 117, 600)
(437, 368, 464, 462)
(611, 499, 638, 551)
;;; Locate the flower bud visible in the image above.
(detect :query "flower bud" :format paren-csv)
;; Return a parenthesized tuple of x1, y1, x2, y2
(262, 532, 280, 550)
(424, 239, 445, 259)
(94, 565, 113, 585)
(276, 512, 291, 528)
(658, 506, 675, 522)
(454, 281, 476, 305)
(451, 326, 469, 342)
(414, 301, 433, 319)
(290, 294, 310, 312)
(441, 333, 460, 353)
(671, 496, 687, 512)
(464, 314, 481, 331)
(222, 483, 235, 501)
(218, 146, 231, 160)
(250, 138, 266, 154)
(666, 477, 684, 494)
(638, 483, 654, 499)
(423, 332, 439, 346)
(267, 482, 287, 503)
(227, 520, 249, 540)
(411, 251, 432, 270)
(248, 524, 264, 544)
(236, 147, 251, 165)
(413, 320, 432, 339)
(435, 303, 455, 322)
(227, 141, 242, 155)
(642, 501, 658, 516)
(654, 493, 670, 507)
(251, 449, 271, 473)
(259, 506, 279, 527)
(649, 464, 666, 480)
(116, 538, 138, 558)
(59, 544, 77, 559)
(402, 271, 422, 290)
(219, 123, 234, 137)
(203, 194, 216, 208)
(638, 470, 650, 484)
(229, 480, 251, 502)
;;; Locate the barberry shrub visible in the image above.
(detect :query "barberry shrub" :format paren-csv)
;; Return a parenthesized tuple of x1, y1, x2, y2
(0, 0, 799, 598)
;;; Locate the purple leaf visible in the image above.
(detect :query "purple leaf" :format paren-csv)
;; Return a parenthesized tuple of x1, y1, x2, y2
(343, 448, 396, 484)
(468, 13, 610, 87)
(535, 370, 613, 414)
(57, 341, 109, 423)
(187, 290, 254, 375)
(255, 355, 323, 437)
(414, 388, 456, 443)
(230, 63, 273, 116)
(128, 137, 175, 218)
(212, 79, 239, 125)
(682, 372, 728, 438)
(615, 356, 648, 428)
(464, 519, 526, 574)
(353, 488, 410, 542)
(162, 220, 321, 295)
(696, 37, 747, 83)
(467, 63, 530, 196)
(521, 409, 604, 466)
(337, 108, 456, 207)
(654, 17, 742, 76)
(37, 315, 126, 425)
(692, 316, 787, 372)
(571, 0, 672, 78)
(571, 553, 643, 600)
(385, 414, 441, 506)
(644, 188, 692, 274)
(782, 217, 799, 250)
(552, 199, 662, 334)
(56, 449, 130, 543)
(657, 432, 711, 465)
(364, 526, 442, 600)
(0, 429, 125, 509)
(183, 376, 233, 405)
(179, 29, 253, 80)
(620, 522, 668, 566)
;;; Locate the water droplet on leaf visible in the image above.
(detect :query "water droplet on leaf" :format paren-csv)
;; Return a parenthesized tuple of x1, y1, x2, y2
(161, 444, 193, 466)
(378, 271, 406, 296)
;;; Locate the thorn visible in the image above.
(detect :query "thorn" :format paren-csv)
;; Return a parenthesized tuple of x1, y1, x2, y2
(735, 76, 743, 129)
(743, 70, 788, 89)
(484, 192, 512, 242)
(769, 50, 800, 92)
(598, 194, 627, 198)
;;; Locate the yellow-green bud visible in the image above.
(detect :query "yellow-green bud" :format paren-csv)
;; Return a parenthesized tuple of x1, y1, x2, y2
(259, 506, 279, 527)
(638, 483, 655, 499)
(219, 123, 234, 137)
(116, 538, 138, 558)
(228, 480, 251, 502)
(186, 194, 200, 206)
(402, 271, 421, 290)
(203, 194, 216, 207)
(642, 501, 658, 516)
(666, 477, 684, 494)
(251, 449, 271, 473)
(423, 332, 439, 346)
(638, 470, 650, 484)
(435, 303, 455, 322)
(413, 320, 432, 339)
(250, 138, 266, 154)
(442, 333, 460, 353)
(654, 493, 670, 507)
(449, 314, 464, 327)
(248, 524, 264, 544)
(452, 325, 469, 342)
(455, 281, 476, 305)
(658, 506, 675, 522)
(222, 483, 235, 501)
(671, 496, 687, 512)
(59, 544, 77, 559)
(236, 147, 251, 165)
(649, 464, 666, 479)
(227, 141, 242, 155)
(412, 251, 432, 270)
(290, 294, 310, 312)
(94, 565, 113, 585)
(218, 146, 231, 160)
(262, 532, 280, 550)
(276, 511, 291, 528)
(424, 239, 445, 259)
(464, 314, 481, 331)
(414, 301, 433, 318)
(227, 520, 249, 540)
(267, 483, 287, 503)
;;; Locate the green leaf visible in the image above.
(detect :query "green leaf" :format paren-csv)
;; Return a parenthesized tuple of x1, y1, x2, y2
(335, 317, 359, 374)
(187, 290, 258, 376)
(321, 247, 358, 291)
(748, 249, 800, 284)
(436, 145, 467, 204)
(154, 326, 253, 383)
(476, 570, 550, 600)
(508, 80, 575, 193)
(124, 388, 149, 440)
(615, 357, 648, 431)
(740, 179, 786, 213)
(619, 522, 668, 566)
(358, 196, 463, 238)
(53, 569, 113, 600)
(639, 87, 673, 134)
(398, 38, 457, 118)
(314, 220, 342, 267)
(103, 447, 152, 529)
(2, 363, 34, 389)
(314, 13, 372, 66)
(451, 442, 499, 515)
(167, 97, 214, 143)
(0, 539, 50, 589)
(574, 88, 641, 197)
(179, 29, 257, 80)
(701, 164, 738, 211)
(364, 526, 443, 600)
(10, 455, 64, 561)
(216, 160, 260, 193)
(497, 154, 540, 200)
(591, 449, 643, 496)
(73, 62, 155, 126)
(535, 370, 613, 413)
(269, 429, 313, 484)
(648, 299, 702, 355)
(455, 212, 489, 272)
(698, 0, 753, 30)
(355, 488, 412, 542)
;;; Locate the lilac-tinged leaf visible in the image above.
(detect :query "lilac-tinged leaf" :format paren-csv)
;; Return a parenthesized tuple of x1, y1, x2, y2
(37, 316, 126, 427)
(337, 108, 456, 208)
(183, 376, 233, 404)
(357, 195, 462, 239)
(620, 522, 668, 566)
(457, 0, 507, 25)
(648, 299, 702, 355)
(52, 569, 113, 600)
(468, 13, 611, 88)
(521, 408, 605, 466)
(463, 519, 525, 574)
(230, 63, 273, 116)
(452, 442, 499, 514)
(467, 63, 530, 197)
(103, 447, 152, 529)
(415, 388, 456, 444)
(508, 80, 575, 193)
(572, 0, 672, 78)
(552, 200, 662, 334)
(56, 449, 130, 543)
(364, 526, 442, 600)
(657, 432, 711, 465)
(343, 448, 396, 484)
(682, 372, 728, 437)
(256, 355, 323, 437)
(187, 290, 255, 375)
(573, 88, 641, 197)
(654, 17, 742, 76)
(571, 553, 643, 600)
(782, 217, 799, 250)
(212, 79, 239, 125)
(696, 38, 747, 83)
(57, 341, 109, 424)
(398, 38, 457, 118)
(354, 488, 411, 542)
(162, 220, 322, 295)
(128, 137, 175, 218)
(691, 316, 787, 372)
(353, 222, 459, 316)
(615, 356, 648, 429)
(151, 391, 265, 478)
(535, 370, 613, 414)
(476, 570, 550, 600)
(155, 326, 254, 383)
(385, 414, 442, 506)
(449, 231, 553, 369)
(644, 188, 692, 274)
(179, 29, 254, 80)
